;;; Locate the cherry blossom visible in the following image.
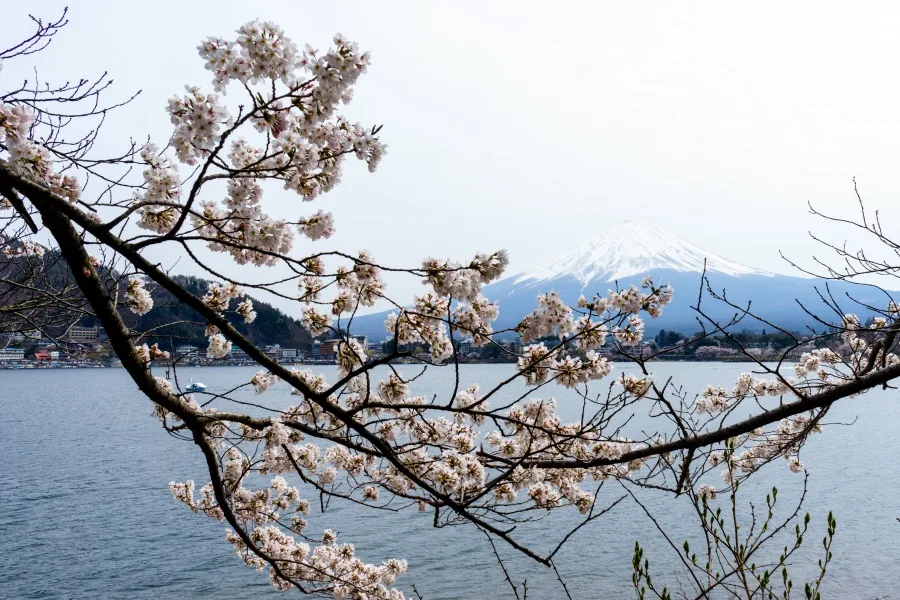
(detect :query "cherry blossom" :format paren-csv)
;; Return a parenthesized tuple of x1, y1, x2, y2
(124, 277, 153, 315)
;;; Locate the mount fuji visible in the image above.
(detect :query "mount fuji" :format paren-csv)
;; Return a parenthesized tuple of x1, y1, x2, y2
(349, 221, 889, 340)
(511, 220, 773, 286)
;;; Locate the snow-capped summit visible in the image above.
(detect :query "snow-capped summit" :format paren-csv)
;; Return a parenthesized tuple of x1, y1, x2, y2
(347, 219, 891, 340)
(514, 220, 773, 287)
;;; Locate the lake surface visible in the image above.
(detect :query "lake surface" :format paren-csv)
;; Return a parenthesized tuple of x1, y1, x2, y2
(1, 363, 898, 599)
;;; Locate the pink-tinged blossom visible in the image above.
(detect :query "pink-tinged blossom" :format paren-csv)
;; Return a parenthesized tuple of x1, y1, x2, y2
(170, 480, 198, 511)
(135, 343, 168, 365)
(378, 374, 408, 403)
(252, 371, 278, 394)
(336, 338, 366, 376)
(620, 374, 652, 398)
(574, 316, 608, 350)
(125, 277, 153, 315)
(207, 333, 232, 359)
(0, 102, 33, 141)
(297, 210, 335, 241)
(300, 307, 330, 336)
(452, 295, 499, 346)
(47, 172, 81, 204)
(202, 282, 243, 312)
(237, 298, 257, 323)
(2, 239, 44, 258)
(299, 275, 324, 303)
(517, 291, 574, 343)
(167, 86, 232, 165)
(134, 144, 181, 233)
(613, 314, 645, 346)
(516, 343, 557, 385)
(697, 484, 718, 501)
(421, 250, 509, 302)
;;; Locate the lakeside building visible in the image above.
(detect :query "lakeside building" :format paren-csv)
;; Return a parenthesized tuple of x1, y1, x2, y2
(320, 339, 339, 357)
(68, 325, 105, 341)
(281, 348, 298, 360)
(0, 347, 25, 361)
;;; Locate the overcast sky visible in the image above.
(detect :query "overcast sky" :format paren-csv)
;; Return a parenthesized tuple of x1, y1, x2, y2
(7, 1, 900, 311)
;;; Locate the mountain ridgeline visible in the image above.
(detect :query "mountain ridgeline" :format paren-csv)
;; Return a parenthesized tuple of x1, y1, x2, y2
(348, 221, 895, 341)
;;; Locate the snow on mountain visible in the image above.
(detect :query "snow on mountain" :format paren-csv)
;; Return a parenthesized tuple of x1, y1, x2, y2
(347, 220, 890, 340)
(514, 220, 773, 287)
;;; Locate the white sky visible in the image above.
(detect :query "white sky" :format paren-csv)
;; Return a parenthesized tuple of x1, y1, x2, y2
(7, 1, 900, 312)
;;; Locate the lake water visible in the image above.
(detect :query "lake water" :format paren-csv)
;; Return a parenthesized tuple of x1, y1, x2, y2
(1, 363, 898, 599)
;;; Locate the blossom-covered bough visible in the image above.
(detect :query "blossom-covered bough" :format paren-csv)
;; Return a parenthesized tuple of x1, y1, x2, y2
(2, 10, 899, 598)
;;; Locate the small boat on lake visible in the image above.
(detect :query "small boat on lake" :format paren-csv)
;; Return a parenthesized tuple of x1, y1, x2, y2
(185, 379, 207, 393)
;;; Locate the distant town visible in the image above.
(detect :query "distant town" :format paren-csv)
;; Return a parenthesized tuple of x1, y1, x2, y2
(0, 322, 839, 370)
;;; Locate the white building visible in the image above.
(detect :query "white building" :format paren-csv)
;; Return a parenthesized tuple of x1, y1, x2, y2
(281, 348, 298, 360)
(0, 347, 25, 361)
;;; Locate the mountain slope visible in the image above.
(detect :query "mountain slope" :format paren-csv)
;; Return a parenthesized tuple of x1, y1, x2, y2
(78, 275, 314, 350)
(347, 221, 892, 340)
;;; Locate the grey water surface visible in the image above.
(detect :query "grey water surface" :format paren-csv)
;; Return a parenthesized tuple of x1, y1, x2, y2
(1, 363, 898, 599)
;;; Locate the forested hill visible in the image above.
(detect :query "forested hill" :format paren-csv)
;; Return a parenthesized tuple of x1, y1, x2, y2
(99, 275, 313, 351)
(2, 237, 312, 349)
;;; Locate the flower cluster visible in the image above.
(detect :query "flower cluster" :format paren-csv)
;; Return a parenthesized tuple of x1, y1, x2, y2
(451, 295, 499, 346)
(252, 371, 278, 394)
(207, 333, 232, 359)
(1, 100, 81, 206)
(171, 442, 407, 597)
(135, 343, 170, 364)
(1, 239, 44, 258)
(300, 306, 331, 337)
(420, 251, 509, 302)
(297, 209, 335, 241)
(696, 484, 718, 501)
(134, 143, 182, 233)
(609, 278, 673, 319)
(167, 86, 232, 165)
(517, 291, 575, 342)
(336, 338, 367, 376)
(383, 294, 452, 362)
(237, 298, 257, 323)
(795, 348, 842, 378)
(186, 26, 388, 269)
(516, 343, 612, 387)
(695, 373, 794, 415)
(484, 398, 651, 511)
(199, 21, 302, 92)
(620, 374, 652, 397)
(331, 250, 386, 315)
(124, 277, 154, 315)
(192, 173, 294, 267)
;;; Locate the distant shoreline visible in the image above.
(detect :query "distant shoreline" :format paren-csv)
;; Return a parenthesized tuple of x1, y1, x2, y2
(0, 356, 790, 370)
